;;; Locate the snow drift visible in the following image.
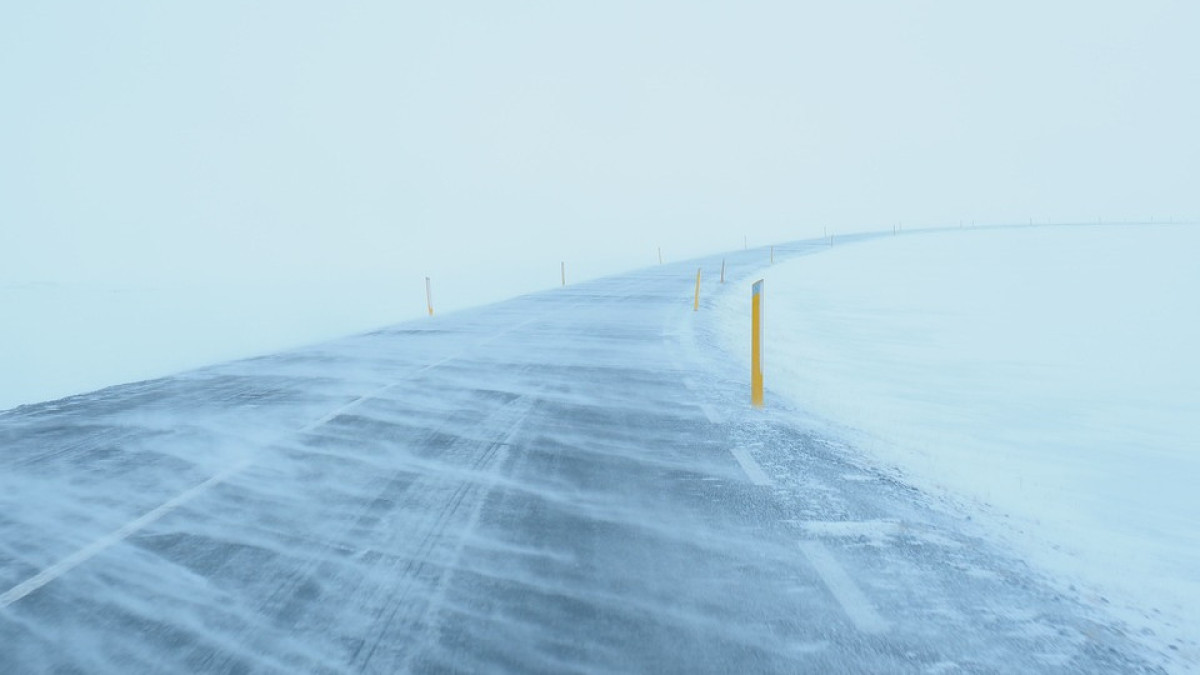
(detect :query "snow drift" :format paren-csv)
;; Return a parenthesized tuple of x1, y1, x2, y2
(715, 223, 1200, 664)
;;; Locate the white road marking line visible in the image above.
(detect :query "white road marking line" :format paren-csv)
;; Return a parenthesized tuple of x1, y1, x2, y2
(0, 459, 251, 608)
(798, 540, 890, 634)
(729, 447, 772, 486)
(699, 403, 723, 425)
(1, 316, 543, 608)
(298, 383, 398, 433)
(679, 376, 725, 424)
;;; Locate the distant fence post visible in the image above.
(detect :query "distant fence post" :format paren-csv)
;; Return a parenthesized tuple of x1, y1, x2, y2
(751, 279, 764, 408)
(561, 261, 566, 287)
(658, 247, 663, 265)
(693, 267, 702, 311)
(425, 277, 434, 317)
(770, 245, 774, 264)
(720, 258, 726, 283)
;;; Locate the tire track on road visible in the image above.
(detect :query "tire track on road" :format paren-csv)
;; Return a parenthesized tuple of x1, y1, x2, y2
(349, 396, 534, 672)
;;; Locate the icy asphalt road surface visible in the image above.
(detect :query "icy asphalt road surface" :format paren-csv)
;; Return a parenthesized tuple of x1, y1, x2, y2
(0, 237, 1166, 673)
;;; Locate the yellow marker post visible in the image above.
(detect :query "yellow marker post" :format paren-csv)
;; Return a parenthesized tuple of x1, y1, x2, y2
(720, 258, 725, 283)
(751, 279, 764, 408)
(425, 276, 434, 317)
(561, 261, 566, 287)
(693, 267, 702, 311)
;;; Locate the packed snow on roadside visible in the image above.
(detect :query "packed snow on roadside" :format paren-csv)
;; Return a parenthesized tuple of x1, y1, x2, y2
(715, 224, 1200, 664)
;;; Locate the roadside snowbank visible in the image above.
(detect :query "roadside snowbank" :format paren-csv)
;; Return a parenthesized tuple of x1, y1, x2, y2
(715, 224, 1200, 663)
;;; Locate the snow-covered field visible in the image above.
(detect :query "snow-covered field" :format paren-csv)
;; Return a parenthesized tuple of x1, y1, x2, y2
(0, 262, 606, 412)
(0, 280, 395, 411)
(715, 224, 1200, 664)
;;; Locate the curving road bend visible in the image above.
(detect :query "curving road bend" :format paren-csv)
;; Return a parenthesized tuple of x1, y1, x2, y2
(0, 239, 1165, 673)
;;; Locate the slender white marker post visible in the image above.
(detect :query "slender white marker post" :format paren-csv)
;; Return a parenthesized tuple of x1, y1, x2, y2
(561, 261, 565, 287)
(770, 245, 774, 264)
(425, 276, 434, 317)
(720, 258, 725, 283)
(744, 235, 747, 250)
(658, 247, 663, 265)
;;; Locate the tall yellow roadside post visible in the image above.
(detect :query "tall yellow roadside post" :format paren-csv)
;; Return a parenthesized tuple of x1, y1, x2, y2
(425, 277, 434, 317)
(751, 279, 764, 407)
(693, 267, 702, 311)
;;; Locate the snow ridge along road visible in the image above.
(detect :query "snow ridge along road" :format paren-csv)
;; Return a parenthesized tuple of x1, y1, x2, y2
(0, 235, 1169, 673)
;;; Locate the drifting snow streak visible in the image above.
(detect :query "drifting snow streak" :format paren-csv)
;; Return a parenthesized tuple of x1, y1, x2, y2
(0, 239, 1172, 672)
(0, 459, 252, 609)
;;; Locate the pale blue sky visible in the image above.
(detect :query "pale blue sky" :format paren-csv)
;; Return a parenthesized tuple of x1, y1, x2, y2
(2, 1, 1197, 293)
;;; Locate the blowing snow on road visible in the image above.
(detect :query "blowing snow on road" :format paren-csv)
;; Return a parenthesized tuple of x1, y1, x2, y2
(4, 2, 1198, 671)
(1, 229, 1186, 672)
(719, 223, 1200, 670)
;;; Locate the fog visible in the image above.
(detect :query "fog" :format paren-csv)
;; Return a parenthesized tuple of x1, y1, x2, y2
(3, 6, 1197, 665)
(1, 244, 1168, 672)
(3, 1, 1198, 308)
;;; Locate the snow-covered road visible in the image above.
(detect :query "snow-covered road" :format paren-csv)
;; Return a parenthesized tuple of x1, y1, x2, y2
(0, 242, 1166, 672)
